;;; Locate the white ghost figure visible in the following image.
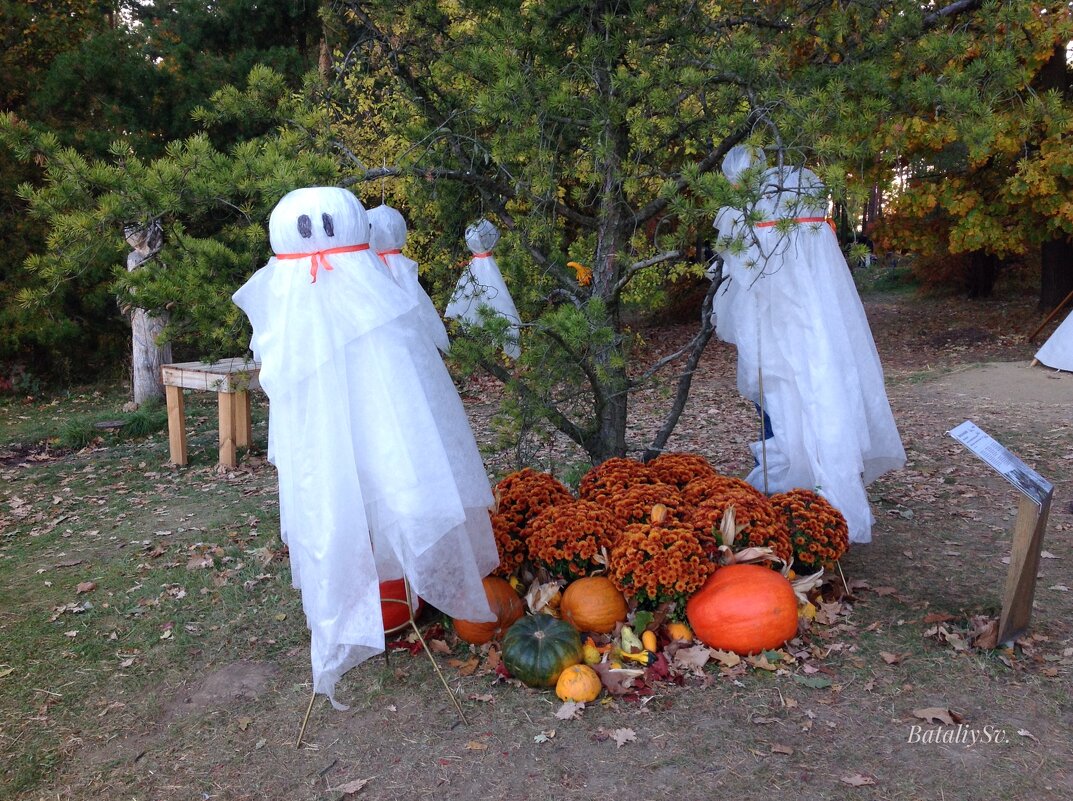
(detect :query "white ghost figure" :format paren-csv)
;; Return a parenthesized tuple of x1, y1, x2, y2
(711, 145, 768, 398)
(232, 187, 497, 709)
(367, 204, 450, 353)
(444, 219, 521, 359)
(716, 161, 905, 543)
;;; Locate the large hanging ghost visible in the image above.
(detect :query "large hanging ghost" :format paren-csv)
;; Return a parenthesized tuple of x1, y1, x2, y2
(711, 145, 768, 410)
(714, 159, 906, 543)
(232, 187, 497, 708)
(444, 219, 521, 359)
(367, 203, 451, 354)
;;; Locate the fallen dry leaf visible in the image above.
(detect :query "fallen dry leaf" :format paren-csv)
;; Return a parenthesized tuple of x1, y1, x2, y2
(771, 743, 794, 755)
(912, 707, 963, 725)
(672, 644, 711, 672)
(555, 701, 585, 720)
(447, 656, 479, 676)
(880, 651, 906, 665)
(610, 727, 636, 747)
(709, 649, 741, 668)
(427, 638, 451, 655)
(840, 774, 876, 786)
(75, 581, 96, 594)
(464, 740, 487, 750)
(332, 777, 371, 796)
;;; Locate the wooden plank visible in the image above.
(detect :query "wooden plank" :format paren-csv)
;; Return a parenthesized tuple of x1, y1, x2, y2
(161, 359, 261, 393)
(165, 384, 188, 465)
(997, 492, 1053, 645)
(235, 390, 251, 448)
(218, 392, 237, 467)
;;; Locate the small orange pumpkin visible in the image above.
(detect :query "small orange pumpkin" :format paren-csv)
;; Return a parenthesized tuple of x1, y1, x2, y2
(453, 576, 526, 645)
(555, 664, 602, 702)
(560, 576, 628, 634)
(685, 564, 799, 655)
(665, 621, 693, 643)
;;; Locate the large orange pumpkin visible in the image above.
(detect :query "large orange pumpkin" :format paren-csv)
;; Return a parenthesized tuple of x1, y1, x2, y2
(453, 576, 526, 645)
(560, 576, 628, 634)
(685, 564, 799, 655)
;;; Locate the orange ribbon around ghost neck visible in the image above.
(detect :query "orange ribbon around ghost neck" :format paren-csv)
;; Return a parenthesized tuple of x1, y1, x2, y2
(471, 250, 493, 258)
(755, 216, 837, 235)
(377, 249, 402, 257)
(274, 243, 370, 283)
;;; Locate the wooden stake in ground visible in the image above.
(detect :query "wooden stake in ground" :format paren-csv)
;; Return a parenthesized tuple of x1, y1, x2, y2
(947, 421, 1055, 646)
(295, 578, 468, 749)
(998, 494, 1053, 644)
(1026, 286, 1073, 343)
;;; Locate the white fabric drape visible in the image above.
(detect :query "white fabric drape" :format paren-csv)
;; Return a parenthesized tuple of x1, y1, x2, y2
(713, 164, 906, 543)
(233, 187, 497, 708)
(368, 204, 451, 354)
(1035, 309, 1073, 372)
(445, 219, 521, 359)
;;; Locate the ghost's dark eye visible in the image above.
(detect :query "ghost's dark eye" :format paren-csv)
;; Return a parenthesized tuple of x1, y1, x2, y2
(297, 215, 313, 238)
(322, 213, 335, 237)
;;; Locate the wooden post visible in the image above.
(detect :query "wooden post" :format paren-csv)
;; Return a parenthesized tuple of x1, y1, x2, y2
(997, 492, 1053, 645)
(218, 391, 238, 467)
(235, 390, 252, 449)
(165, 384, 188, 465)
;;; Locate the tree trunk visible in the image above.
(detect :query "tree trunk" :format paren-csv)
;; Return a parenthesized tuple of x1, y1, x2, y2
(965, 251, 1000, 299)
(125, 222, 170, 406)
(131, 308, 172, 405)
(1040, 236, 1073, 312)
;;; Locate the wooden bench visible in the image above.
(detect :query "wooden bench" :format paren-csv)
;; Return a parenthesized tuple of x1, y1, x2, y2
(161, 358, 261, 467)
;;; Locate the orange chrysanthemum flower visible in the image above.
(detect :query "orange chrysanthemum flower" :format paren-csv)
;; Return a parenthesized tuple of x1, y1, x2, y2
(608, 519, 714, 611)
(490, 468, 573, 577)
(646, 452, 718, 489)
(526, 500, 624, 580)
(687, 487, 792, 566)
(681, 474, 764, 507)
(770, 488, 849, 570)
(578, 457, 657, 505)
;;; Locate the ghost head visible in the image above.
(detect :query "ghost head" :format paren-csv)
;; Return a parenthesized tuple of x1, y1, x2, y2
(465, 219, 500, 255)
(269, 187, 370, 255)
(368, 204, 408, 253)
(721, 146, 767, 187)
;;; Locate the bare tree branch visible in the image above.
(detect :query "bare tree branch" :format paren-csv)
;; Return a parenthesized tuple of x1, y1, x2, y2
(631, 110, 761, 228)
(643, 273, 720, 460)
(923, 0, 984, 29)
(477, 357, 589, 449)
(613, 249, 683, 296)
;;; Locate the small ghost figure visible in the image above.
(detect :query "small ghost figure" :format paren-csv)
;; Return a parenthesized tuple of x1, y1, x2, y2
(232, 187, 497, 709)
(367, 204, 450, 353)
(444, 218, 521, 359)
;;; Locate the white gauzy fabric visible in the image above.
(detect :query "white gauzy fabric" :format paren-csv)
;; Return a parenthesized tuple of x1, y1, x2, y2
(368, 204, 451, 354)
(727, 166, 905, 543)
(445, 219, 522, 359)
(712, 146, 768, 405)
(1035, 309, 1073, 372)
(232, 187, 497, 709)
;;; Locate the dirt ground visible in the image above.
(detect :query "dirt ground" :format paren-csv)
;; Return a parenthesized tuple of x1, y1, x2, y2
(2, 286, 1072, 801)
